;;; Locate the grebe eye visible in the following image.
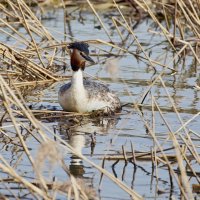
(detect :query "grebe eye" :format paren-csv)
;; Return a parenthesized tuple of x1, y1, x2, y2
(80, 52, 85, 57)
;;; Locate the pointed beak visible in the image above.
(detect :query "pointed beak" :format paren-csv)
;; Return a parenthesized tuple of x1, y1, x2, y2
(82, 54, 95, 64)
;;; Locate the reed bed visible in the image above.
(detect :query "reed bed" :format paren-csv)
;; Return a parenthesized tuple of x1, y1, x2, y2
(0, 0, 199, 199)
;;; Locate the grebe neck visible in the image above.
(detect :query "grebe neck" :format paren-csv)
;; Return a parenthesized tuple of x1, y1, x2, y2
(71, 69, 84, 89)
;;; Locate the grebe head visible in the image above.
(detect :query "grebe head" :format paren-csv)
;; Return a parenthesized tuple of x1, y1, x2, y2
(68, 42, 94, 71)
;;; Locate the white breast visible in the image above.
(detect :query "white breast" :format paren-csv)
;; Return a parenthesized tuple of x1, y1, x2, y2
(58, 70, 88, 112)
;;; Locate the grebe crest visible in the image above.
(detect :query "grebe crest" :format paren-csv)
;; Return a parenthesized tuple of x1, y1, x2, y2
(58, 42, 121, 113)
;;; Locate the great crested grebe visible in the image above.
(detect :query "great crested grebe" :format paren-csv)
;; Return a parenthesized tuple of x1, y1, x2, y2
(58, 42, 120, 113)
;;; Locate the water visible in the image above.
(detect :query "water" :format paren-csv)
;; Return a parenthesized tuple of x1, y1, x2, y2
(0, 5, 199, 200)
